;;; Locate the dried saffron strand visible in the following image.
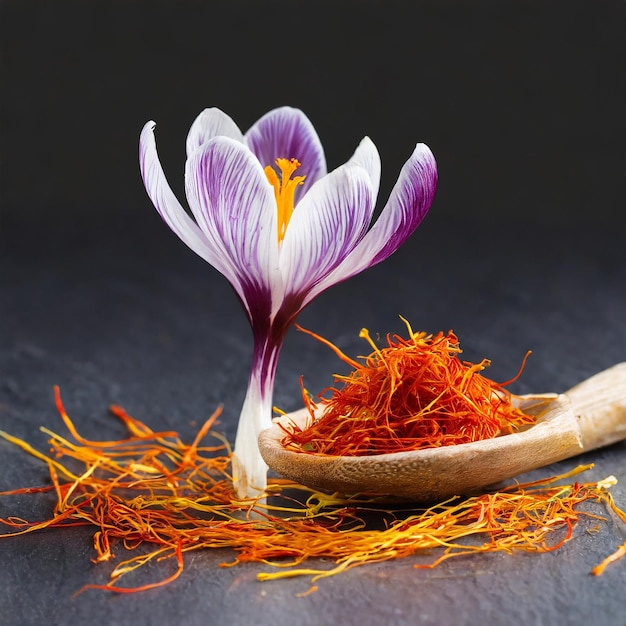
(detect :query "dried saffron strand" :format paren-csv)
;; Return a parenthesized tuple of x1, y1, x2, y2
(255, 472, 612, 581)
(54, 385, 179, 446)
(1, 395, 624, 595)
(284, 322, 534, 456)
(591, 541, 626, 575)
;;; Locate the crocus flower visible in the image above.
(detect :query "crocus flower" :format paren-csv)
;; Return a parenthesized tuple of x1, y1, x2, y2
(139, 106, 437, 498)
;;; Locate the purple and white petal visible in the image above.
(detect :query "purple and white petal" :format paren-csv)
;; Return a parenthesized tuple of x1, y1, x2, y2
(302, 143, 437, 306)
(279, 163, 375, 300)
(244, 106, 327, 199)
(184, 137, 283, 317)
(346, 136, 382, 200)
(140, 121, 241, 283)
(186, 108, 244, 158)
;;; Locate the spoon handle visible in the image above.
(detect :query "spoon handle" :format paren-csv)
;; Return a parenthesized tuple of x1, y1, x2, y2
(565, 362, 626, 452)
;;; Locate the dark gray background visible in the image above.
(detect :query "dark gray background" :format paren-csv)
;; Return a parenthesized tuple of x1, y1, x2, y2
(1, 1, 625, 625)
(2, 0, 625, 229)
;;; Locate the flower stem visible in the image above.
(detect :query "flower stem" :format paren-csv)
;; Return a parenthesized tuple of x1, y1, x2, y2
(232, 336, 281, 499)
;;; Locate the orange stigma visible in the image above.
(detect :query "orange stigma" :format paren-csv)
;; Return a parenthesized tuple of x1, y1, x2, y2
(264, 158, 306, 243)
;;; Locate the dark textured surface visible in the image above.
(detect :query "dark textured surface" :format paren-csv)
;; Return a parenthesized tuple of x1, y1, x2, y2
(1, 0, 625, 625)
(1, 213, 625, 626)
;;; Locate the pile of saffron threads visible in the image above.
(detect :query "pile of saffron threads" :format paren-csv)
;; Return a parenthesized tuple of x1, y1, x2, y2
(0, 388, 625, 595)
(283, 321, 535, 456)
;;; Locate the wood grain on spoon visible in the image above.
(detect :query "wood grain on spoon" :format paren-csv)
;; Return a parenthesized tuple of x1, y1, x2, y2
(258, 363, 626, 502)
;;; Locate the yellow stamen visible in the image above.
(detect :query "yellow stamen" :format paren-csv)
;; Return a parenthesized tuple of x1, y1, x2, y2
(264, 158, 306, 243)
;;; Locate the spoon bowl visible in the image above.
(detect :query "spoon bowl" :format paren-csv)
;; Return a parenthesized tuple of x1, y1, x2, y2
(259, 363, 626, 502)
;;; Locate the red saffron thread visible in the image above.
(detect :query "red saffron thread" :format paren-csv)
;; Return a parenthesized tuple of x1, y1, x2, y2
(0, 387, 624, 594)
(283, 322, 534, 456)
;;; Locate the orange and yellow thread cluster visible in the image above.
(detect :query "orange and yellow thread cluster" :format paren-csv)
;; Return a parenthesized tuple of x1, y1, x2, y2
(0, 385, 624, 595)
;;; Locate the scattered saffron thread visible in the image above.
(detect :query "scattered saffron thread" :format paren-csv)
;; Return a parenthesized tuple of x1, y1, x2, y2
(284, 321, 534, 456)
(0, 387, 624, 595)
(591, 541, 626, 576)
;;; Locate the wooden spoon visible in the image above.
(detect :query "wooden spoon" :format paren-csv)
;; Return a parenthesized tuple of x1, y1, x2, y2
(258, 362, 626, 502)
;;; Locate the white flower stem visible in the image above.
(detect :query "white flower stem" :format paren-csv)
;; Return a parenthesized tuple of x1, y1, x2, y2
(232, 338, 280, 499)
